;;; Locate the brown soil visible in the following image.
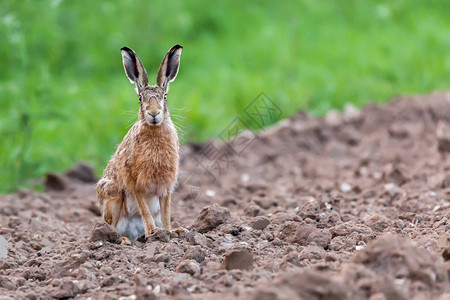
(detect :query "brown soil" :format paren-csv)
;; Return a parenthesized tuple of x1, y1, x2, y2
(1, 93, 450, 300)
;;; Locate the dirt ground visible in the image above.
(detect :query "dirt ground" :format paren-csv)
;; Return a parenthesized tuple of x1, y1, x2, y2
(1, 93, 450, 300)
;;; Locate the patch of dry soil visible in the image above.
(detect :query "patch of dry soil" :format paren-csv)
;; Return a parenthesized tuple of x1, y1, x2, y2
(1, 93, 450, 299)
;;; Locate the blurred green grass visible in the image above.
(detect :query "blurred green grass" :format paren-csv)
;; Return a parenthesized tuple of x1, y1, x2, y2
(1, 0, 449, 193)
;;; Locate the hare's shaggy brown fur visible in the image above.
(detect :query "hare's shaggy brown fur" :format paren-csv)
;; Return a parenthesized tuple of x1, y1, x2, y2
(97, 45, 182, 240)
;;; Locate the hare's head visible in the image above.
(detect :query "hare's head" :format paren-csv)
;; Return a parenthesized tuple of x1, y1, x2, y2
(121, 45, 182, 126)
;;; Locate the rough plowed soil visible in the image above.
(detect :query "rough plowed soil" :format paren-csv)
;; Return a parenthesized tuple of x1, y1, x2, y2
(1, 93, 450, 300)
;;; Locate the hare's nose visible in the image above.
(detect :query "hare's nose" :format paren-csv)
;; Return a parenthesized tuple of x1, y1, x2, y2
(148, 111, 160, 118)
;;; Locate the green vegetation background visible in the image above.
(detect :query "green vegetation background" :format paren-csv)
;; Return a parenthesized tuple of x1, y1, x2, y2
(1, 0, 449, 193)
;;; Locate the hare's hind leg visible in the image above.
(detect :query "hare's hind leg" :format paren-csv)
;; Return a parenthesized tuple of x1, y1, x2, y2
(97, 179, 123, 227)
(103, 197, 122, 227)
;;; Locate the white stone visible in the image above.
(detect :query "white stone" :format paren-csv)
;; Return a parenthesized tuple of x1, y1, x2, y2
(0, 235, 9, 258)
(340, 183, 352, 193)
(241, 174, 250, 182)
(205, 190, 216, 197)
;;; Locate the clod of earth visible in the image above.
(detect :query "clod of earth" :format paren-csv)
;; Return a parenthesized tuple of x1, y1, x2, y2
(0, 276, 16, 291)
(299, 245, 326, 261)
(437, 121, 450, 152)
(176, 259, 201, 276)
(65, 162, 97, 183)
(220, 244, 253, 270)
(364, 215, 391, 233)
(150, 228, 172, 242)
(306, 229, 332, 248)
(443, 247, 450, 261)
(191, 204, 231, 233)
(253, 269, 348, 300)
(44, 173, 68, 191)
(278, 222, 316, 246)
(186, 231, 208, 247)
(52, 279, 80, 299)
(90, 221, 122, 244)
(330, 221, 375, 241)
(250, 216, 270, 230)
(183, 245, 206, 263)
(352, 233, 448, 295)
(7, 216, 22, 228)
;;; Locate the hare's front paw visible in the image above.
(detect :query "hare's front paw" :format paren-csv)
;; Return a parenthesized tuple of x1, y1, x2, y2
(172, 226, 188, 235)
(144, 226, 156, 239)
(121, 237, 132, 246)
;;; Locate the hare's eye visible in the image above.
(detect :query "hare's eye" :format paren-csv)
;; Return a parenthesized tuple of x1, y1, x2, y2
(164, 94, 167, 100)
(139, 95, 142, 102)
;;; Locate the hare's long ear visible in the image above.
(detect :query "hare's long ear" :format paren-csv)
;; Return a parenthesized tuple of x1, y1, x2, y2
(121, 47, 149, 94)
(156, 44, 183, 92)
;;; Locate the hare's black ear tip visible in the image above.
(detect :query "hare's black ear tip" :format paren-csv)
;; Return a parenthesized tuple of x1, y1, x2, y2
(121, 46, 133, 53)
(173, 44, 183, 50)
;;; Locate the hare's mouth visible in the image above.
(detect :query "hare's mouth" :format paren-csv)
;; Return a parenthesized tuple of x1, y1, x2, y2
(144, 114, 163, 126)
(145, 118, 163, 126)
(147, 120, 162, 126)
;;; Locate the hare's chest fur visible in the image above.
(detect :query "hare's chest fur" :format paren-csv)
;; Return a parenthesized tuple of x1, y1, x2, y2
(120, 121, 179, 196)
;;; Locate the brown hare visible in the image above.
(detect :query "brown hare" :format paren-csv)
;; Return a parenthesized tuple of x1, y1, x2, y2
(96, 45, 182, 241)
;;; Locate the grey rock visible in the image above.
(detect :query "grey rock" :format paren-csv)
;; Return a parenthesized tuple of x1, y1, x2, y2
(251, 216, 270, 230)
(0, 236, 9, 258)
